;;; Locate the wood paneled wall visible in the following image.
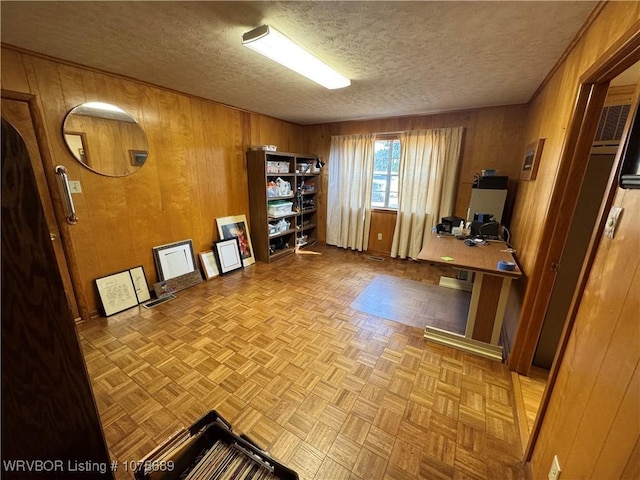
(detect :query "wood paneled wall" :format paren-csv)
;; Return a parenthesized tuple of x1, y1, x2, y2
(303, 105, 528, 252)
(1, 48, 304, 316)
(502, 2, 640, 478)
(367, 209, 397, 255)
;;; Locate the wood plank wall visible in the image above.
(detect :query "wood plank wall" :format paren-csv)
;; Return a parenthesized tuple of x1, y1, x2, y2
(501, 2, 640, 478)
(1, 48, 304, 316)
(303, 105, 528, 252)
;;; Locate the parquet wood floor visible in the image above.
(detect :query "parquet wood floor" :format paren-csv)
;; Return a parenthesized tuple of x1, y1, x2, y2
(512, 367, 548, 451)
(76, 244, 524, 480)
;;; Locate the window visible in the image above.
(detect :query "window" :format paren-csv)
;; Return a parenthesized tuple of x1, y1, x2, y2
(372, 138, 400, 209)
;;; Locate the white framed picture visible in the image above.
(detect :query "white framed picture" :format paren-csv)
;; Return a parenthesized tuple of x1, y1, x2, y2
(95, 270, 138, 316)
(213, 237, 244, 274)
(129, 265, 151, 303)
(198, 250, 219, 280)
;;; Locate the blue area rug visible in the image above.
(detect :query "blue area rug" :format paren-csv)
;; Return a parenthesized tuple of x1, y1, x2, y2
(350, 274, 469, 334)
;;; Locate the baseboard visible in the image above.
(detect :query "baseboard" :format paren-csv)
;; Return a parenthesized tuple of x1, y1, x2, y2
(511, 371, 531, 454)
(524, 461, 533, 480)
(423, 326, 502, 361)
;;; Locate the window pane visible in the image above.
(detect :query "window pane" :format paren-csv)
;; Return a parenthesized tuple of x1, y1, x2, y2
(391, 140, 401, 174)
(388, 192, 399, 209)
(374, 140, 390, 173)
(373, 174, 386, 191)
(371, 196, 385, 208)
(371, 138, 400, 209)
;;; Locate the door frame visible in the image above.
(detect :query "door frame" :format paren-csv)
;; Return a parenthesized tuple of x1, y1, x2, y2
(2, 89, 90, 321)
(510, 24, 640, 462)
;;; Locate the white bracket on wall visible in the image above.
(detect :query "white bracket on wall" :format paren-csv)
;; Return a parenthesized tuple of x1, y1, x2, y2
(604, 206, 623, 239)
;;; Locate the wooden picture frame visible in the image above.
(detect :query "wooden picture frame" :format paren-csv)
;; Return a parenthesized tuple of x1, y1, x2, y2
(152, 239, 197, 281)
(95, 270, 138, 316)
(129, 265, 151, 303)
(198, 250, 219, 280)
(213, 237, 244, 274)
(216, 214, 255, 266)
(521, 138, 545, 181)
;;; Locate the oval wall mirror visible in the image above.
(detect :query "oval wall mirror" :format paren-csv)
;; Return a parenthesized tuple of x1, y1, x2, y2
(63, 102, 149, 177)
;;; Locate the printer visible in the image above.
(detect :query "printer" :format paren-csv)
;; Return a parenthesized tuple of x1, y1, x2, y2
(436, 216, 465, 234)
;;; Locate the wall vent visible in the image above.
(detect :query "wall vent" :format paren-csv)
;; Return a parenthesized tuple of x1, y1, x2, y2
(594, 104, 630, 142)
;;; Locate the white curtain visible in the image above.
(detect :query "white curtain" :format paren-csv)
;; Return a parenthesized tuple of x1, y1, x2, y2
(391, 127, 464, 259)
(326, 134, 376, 251)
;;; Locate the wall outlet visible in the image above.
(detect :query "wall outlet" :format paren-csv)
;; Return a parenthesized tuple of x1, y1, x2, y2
(377, 233, 383, 240)
(548, 455, 561, 480)
(68, 180, 82, 194)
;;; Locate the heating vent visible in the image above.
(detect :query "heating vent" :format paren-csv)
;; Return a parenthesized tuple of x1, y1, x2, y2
(594, 104, 631, 142)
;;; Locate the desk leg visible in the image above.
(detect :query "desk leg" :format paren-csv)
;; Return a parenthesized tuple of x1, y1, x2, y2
(468, 273, 512, 345)
(491, 277, 512, 344)
(438, 269, 474, 292)
(424, 272, 508, 362)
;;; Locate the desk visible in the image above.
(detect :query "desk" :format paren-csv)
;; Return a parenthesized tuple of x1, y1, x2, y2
(417, 233, 521, 361)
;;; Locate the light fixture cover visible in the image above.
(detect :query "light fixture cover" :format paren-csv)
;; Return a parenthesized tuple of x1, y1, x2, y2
(242, 25, 350, 90)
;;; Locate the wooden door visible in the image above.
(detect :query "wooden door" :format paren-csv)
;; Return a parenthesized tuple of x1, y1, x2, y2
(2, 97, 80, 319)
(1, 117, 111, 478)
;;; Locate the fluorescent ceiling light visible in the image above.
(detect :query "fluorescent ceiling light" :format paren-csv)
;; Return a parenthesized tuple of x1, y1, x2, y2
(242, 25, 350, 90)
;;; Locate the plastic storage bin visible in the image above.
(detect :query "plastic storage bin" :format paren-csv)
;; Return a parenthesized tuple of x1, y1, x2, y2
(267, 201, 293, 217)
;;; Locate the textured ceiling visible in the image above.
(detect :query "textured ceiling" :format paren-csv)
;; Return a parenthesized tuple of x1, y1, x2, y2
(1, 1, 598, 125)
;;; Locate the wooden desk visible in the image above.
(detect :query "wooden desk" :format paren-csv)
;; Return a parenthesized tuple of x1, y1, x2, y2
(417, 233, 521, 361)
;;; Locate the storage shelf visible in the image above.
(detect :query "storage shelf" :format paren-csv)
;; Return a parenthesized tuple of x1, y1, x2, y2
(266, 194, 295, 200)
(297, 223, 317, 232)
(248, 150, 321, 263)
(270, 247, 295, 260)
(266, 172, 295, 177)
(268, 212, 297, 220)
(269, 228, 296, 239)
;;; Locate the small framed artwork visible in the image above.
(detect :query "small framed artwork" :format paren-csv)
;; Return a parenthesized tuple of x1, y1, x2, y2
(129, 265, 151, 303)
(216, 214, 255, 266)
(521, 138, 545, 181)
(213, 237, 244, 275)
(152, 239, 197, 281)
(198, 250, 219, 280)
(95, 270, 139, 316)
(129, 149, 148, 166)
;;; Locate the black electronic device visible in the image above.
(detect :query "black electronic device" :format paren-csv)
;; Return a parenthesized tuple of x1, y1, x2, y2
(473, 213, 494, 223)
(619, 101, 640, 189)
(470, 221, 501, 239)
(439, 216, 465, 233)
(473, 175, 508, 189)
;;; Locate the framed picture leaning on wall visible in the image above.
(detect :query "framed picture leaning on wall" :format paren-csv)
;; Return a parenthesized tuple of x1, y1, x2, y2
(198, 250, 219, 280)
(216, 214, 255, 266)
(213, 237, 244, 274)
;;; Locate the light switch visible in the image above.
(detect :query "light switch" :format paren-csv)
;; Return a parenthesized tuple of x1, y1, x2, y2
(68, 180, 82, 194)
(604, 206, 623, 238)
